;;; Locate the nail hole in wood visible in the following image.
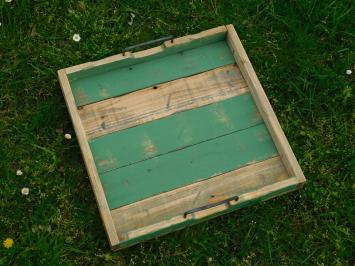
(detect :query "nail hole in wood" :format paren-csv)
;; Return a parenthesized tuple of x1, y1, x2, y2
(153, 86, 158, 89)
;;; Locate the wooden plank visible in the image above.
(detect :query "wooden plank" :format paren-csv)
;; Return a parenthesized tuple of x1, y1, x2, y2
(100, 123, 278, 210)
(111, 156, 288, 239)
(225, 24, 306, 184)
(57, 70, 120, 247)
(120, 176, 300, 245)
(65, 26, 227, 75)
(80, 64, 248, 140)
(90, 93, 262, 173)
(69, 40, 235, 106)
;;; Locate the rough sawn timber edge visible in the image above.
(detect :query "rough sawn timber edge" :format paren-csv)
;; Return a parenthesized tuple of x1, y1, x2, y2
(64, 25, 227, 75)
(57, 70, 120, 248)
(225, 24, 306, 184)
(113, 176, 301, 250)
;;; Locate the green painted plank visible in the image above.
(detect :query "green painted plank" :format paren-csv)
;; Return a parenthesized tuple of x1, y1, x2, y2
(90, 93, 262, 173)
(69, 40, 235, 106)
(100, 123, 278, 209)
(117, 181, 299, 249)
(68, 31, 226, 81)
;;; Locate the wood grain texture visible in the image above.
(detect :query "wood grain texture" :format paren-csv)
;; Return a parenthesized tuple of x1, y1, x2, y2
(65, 26, 227, 75)
(80, 64, 248, 140)
(100, 123, 278, 210)
(57, 70, 119, 247)
(225, 24, 306, 185)
(90, 93, 262, 173)
(122, 176, 300, 243)
(69, 40, 235, 106)
(114, 177, 300, 249)
(110, 156, 288, 240)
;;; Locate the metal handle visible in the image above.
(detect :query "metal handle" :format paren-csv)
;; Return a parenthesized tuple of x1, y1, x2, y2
(183, 195, 239, 218)
(122, 36, 174, 54)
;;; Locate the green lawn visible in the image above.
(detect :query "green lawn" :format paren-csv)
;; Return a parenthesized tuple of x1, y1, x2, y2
(0, 0, 354, 265)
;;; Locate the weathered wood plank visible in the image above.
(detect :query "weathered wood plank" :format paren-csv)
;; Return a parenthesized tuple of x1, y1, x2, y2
(57, 70, 120, 248)
(120, 176, 300, 245)
(80, 64, 248, 140)
(100, 123, 278, 210)
(111, 156, 288, 239)
(69, 40, 235, 106)
(66, 26, 227, 75)
(225, 24, 306, 184)
(90, 93, 262, 173)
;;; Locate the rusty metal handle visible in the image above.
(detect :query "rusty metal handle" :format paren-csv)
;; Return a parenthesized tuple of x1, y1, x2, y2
(122, 36, 174, 54)
(183, 195, 239, 218)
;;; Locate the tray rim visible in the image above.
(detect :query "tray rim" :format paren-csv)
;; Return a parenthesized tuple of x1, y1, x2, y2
(57, 24, 306, 249)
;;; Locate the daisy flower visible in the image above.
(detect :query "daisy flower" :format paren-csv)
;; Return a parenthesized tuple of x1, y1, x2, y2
(21, 187, 29, 196)
(346, 69, 352, 75)
(72, 34, 81, 42)
(128, 13, 136, 26)
(16, 169, 23, 176)
(64, 133, 72, 140)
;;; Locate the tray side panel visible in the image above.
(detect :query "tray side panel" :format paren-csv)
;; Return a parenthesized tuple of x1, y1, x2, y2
(225, 24, 306, 184)
(90, 93, 261, 173)
(70, 40, 235, 106)
(111, 156, 287, 238)
(100, 123, 278, 209)
(115, 175, 300, 250)
(57, 70, 119, 247)
(80, 64, 248, 140)
(67, 26, 227, 76)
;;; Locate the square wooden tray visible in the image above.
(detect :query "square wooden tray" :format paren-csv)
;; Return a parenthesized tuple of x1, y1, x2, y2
(58, 25, 305, 250)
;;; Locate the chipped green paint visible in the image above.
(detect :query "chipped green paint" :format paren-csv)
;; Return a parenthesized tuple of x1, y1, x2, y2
(90, 93, 262, 173)
(69, 37, 235, 106)
(116, 181, 299, 250)
(100, 123, 278, 210)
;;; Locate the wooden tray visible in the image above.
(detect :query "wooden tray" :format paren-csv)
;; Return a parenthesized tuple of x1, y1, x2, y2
(58, 25, 306, 250)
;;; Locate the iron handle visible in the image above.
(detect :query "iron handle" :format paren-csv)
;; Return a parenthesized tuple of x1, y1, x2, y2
(183, 195, 239, 218)
(122, 36, 174, 54)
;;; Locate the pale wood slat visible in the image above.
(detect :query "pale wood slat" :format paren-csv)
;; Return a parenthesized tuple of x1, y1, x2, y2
(110, 156, 288, 240)
(225, 24, 306, 184)
(79, 64, 248, 140)
(57, 70, 120, 247)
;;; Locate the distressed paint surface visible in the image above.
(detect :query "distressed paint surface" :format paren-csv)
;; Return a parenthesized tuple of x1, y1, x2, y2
(115, 181, 299, 249)
(79, 64, 248, 139)
(100, 123, 278, 209)
(70, 40, 235, 106)
(90, 93, 262, 173)
(111, 157, 288, 237)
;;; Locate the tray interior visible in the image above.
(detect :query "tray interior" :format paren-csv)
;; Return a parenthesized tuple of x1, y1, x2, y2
(66, 28, 297, 245)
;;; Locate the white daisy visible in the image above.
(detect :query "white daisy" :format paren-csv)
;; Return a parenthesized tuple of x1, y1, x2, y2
(128, 13, 136, 26)
(72, 34, 81, 42)
(16, 170, 23, 176)
(346, 69, 352, 75)
(21, 187, 29, 196)
(64, 133, 72, 140)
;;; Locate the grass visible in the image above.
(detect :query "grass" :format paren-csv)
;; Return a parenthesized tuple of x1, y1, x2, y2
(0, 0, 354, 265)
